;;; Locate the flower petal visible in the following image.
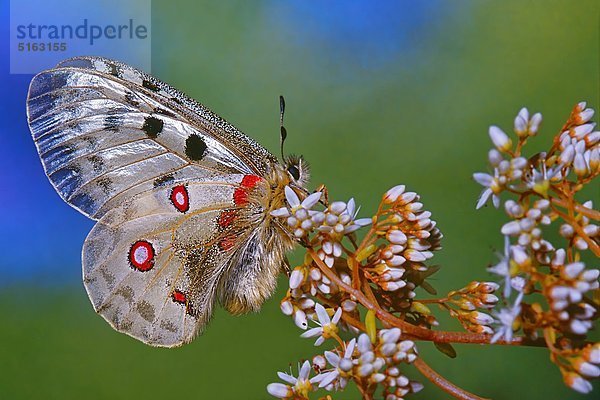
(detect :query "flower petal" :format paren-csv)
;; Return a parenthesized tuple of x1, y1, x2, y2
(284, 186, 300, 207)
(270, 207, 290, 217)
(354, 218, 372, 226)
(346, 198, 356, 217)
(277, 372, 297, 385)
(302, 191, 322, 209)
(299, 360, 311, 380)
(300, 327, 323, 339)
(324, 351, 340, 366)
(473, 172, 493, 186)
(267, 383, 292, 398)
(476, 188, 493, 209)
(344, 338, 356, 358)
(317, 370, 339, 388)
(332, 307, 343, 324)
(314, 303, 331, 325)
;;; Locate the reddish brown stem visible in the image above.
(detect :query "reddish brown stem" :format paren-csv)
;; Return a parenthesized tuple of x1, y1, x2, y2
(552, 207, 600, 257)
(413, 358, 490, 400)
(551, 195, 599, 220)
(309, 249, 547, 347)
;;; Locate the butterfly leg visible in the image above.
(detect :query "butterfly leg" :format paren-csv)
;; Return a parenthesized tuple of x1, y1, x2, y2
(282, 256, 291, 276)
(314, 183, 329, 206)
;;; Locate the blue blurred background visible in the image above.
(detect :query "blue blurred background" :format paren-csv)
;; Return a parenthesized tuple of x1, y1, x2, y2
(0, 0, 598, 398)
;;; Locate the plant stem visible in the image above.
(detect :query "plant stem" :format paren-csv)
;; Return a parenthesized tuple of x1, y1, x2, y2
(413, 358, 490, 400)
(551, 197, 599, 220)
(308, 248, 547, 348)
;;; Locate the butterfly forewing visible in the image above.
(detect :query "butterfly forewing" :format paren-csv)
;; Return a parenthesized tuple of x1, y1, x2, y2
(27, 56, 276, 220)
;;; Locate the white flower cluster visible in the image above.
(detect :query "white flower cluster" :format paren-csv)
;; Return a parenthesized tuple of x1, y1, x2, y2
(474, 108, 539, 209)
(559, 200, 599, 251)
(270, 187, 323, 238)
(267, 327, 422, 399)
(317, 199, 372, 267)
(366, 185, 442, 305)
(547, 253, 599, 336)
(476, 103, 599, 351)
(475, 104, 599, 209)
(271, 186, 371, 267)
(281, 265, 354, 331)
(556, 102, 599, 178)
(449, 281, 501, 335)
(565, 343, 600, 394)
(502, 199, 553, 254)
(474, 151, 529, 209)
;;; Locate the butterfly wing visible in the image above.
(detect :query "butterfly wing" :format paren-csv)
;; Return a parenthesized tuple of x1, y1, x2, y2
(83, 175, 265, 347)
(26, 56, 277, 220)
(26, 57, 289, 346)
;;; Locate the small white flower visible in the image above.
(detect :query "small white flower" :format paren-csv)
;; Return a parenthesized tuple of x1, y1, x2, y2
(514, 108, 529, 135)
(315, 338, 357, 389)
(489, 125, 513, 152)
(267, 360, 321, 399)
(271, 187, 323, 237)
(529, 113, 542, 135)
(384, 185, 406, 203)
(490, 291, 523, 343)
(294, 309, 308, 330)
(488, 236, 512, 298)
(474, 171, 501, 209)
(301, 303, 342, 346)
(565, 372, 593, 394)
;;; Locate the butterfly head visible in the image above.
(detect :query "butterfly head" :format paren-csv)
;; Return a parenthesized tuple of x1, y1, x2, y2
(283, 154, 310, 188)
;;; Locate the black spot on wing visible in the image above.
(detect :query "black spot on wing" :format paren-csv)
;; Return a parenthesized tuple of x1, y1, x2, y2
(141, 116, 164, 138)
(96, 177, 112, 194)
(106, 61, 120, 77)
(170, 97, 182, 105)
(142, 80, 159, 92)
(104, 115, 121, 132)
(153, 174, 175, 187)
(185, 134, 207, 161)
(88, 154, 104, 173)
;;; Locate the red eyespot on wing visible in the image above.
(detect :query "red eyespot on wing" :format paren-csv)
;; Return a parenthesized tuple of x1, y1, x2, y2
(171, 290, 196, 316)
(170, 185, 190, 213)
(171, 290, 187, 304)
(233, 175, 262, 205)
(218, 210, 237, 228)
(128, 240, 155, 272)
(218, 234, 237, 251)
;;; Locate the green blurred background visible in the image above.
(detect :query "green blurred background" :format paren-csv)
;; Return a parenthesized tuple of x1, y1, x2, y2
(1, 0, 598, 398)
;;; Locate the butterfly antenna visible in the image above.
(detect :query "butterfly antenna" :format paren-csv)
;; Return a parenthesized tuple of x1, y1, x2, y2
(279, 95, 287, 161)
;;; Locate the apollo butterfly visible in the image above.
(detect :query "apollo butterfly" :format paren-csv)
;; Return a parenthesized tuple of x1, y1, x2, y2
(27, 56, 310, 347)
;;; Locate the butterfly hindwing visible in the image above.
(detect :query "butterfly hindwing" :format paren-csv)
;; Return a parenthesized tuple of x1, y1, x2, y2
(82, 174, 264, 347)
(27, 56, 277, 220)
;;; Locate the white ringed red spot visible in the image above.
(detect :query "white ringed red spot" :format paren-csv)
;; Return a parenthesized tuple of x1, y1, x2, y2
(233, 175, 262, 205)
(170, 185, 190, 213)
(128, 240, 155, 272)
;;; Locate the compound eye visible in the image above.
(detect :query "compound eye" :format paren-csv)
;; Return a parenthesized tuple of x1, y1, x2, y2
(287, 165, 300, 180)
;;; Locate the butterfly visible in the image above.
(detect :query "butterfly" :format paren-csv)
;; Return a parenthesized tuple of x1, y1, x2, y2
(27, 56, 310, 347)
